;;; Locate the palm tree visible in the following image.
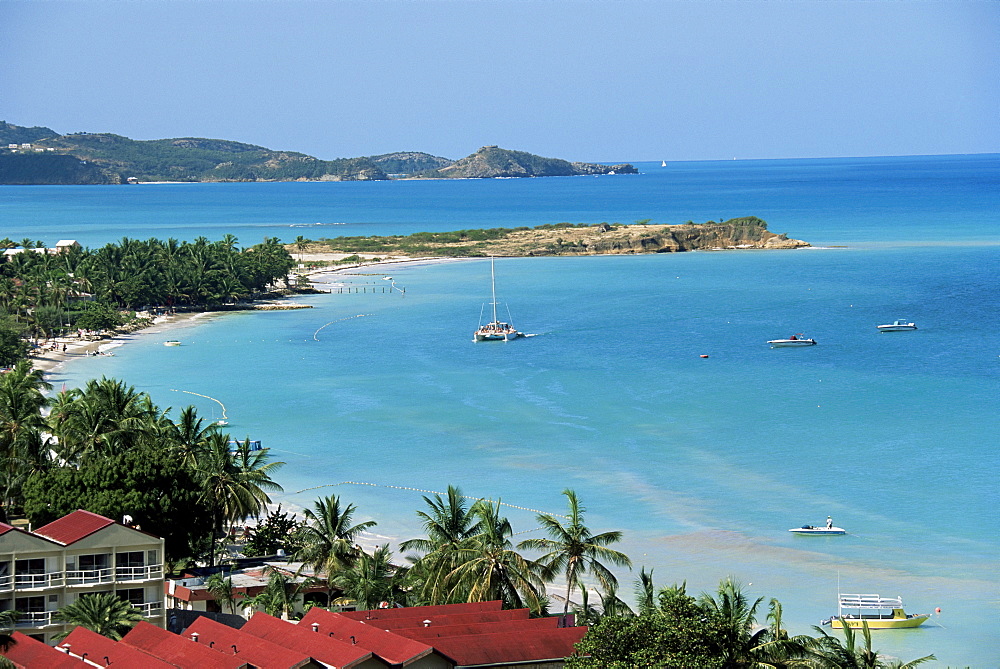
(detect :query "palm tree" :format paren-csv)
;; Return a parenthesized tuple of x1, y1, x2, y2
(332, 544, 403, 610)
(808, 620, 936, 668)
(196, 434, 284, 566)
(294, 494, 376, 598)
(242, 566, 311, 619)
(0, 609, 19, 649)
(400, 485, 482, 605)
(698, 577, 812, 667)
(205, 572, 239, 615)
(445, 499, 545, 612)
(0, 360, 50, 521)
(518, 489, 632, 616)
(634, 566, 658, 615)
(55, 592, 143, 640)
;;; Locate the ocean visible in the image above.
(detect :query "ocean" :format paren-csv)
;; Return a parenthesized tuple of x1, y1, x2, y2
(4, 154, 999, 666)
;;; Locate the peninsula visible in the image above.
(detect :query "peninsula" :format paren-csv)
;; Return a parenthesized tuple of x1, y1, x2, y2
(306, 217, 808, 260)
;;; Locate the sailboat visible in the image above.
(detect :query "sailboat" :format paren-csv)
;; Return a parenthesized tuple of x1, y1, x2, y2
(661, 160, 667, 167)
(473, 258, 522, 342)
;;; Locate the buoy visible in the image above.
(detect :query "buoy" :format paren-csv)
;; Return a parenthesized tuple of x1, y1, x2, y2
(700, 354, 709, 358)
(935, 607, 941, 614)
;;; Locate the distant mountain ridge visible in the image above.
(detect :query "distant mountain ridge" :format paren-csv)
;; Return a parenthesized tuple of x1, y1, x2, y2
(0, 122, 636, 184)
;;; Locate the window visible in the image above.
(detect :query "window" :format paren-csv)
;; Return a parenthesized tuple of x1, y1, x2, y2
(14, 559, 44, 575)
(14, 596, 44, 613)
(116, 588, 145, 605)
(116, 551, 144, 568)
(78, 554, 110, 570)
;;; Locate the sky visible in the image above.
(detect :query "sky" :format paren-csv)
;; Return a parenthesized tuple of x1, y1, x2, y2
(2, 0, 997, 162)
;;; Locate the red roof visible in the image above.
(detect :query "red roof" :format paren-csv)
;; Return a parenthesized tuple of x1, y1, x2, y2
(122, 620, 249, 668)
(428, 627, 588, 666)
(33, 510, 115, 545)
(339, 600, 503, 622)
(241, 612, 384, 668)
(364, 608, 531, 630)
(58, 626, 177, 668)
(184, 617, 315, 669)
(0, 522, 15, 537)
(1, 631, 89, 668)
(394, 616, 559, 641)
(300, 608, 444, 666)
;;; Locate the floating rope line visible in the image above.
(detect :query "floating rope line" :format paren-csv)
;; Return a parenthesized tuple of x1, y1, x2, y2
(170, 389, 227, 419)
(293, 481, 568, 519)
(313, 314, 371, 341)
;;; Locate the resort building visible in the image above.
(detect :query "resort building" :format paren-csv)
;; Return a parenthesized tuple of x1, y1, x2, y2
(0, 509, 165, 644)
(5, 600, 588, 668)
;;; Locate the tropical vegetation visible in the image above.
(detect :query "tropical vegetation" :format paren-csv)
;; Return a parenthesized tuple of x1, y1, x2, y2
(54, 592, 143, 641)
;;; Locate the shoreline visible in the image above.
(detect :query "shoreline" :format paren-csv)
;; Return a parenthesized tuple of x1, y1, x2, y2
(30, 311, 217, 378)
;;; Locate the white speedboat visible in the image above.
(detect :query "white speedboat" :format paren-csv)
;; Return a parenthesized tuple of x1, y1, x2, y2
(474, 258, 523, 342)
(768, 335, 816, 347)
(789, 525, 846, 535)
(164, 340, 181, 346)
(877, 319, 917, 332)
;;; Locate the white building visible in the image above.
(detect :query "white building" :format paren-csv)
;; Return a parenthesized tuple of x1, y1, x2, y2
(0, 510, 165, 644)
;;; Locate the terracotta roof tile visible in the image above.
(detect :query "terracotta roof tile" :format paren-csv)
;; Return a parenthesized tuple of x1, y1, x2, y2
(58, 627, 177, 668)
(300, 608, 443, 665)
(184, 617, 315, 669)
(122, 620, 249, 668)
(429, 626, 588, 666)
(394, 616, 559, 641)
(241, 612, 383, 668)
(364, 608, 531, 630)
(1, 631, 89, 668)
(339, 600, 503, 621)
(33, 510, 115, 545)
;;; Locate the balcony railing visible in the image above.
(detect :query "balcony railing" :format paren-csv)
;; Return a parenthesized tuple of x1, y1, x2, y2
(13, 572, 64, 589)
(14, 610, 57, 627)
(65, 567, 114, 586)
(135, 600, 163, 617)
(115, 564, 163, 582)
(0, 574, 11, 590)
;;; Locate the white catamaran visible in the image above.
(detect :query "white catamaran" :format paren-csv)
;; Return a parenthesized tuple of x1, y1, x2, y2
(474, 258, 522, 342)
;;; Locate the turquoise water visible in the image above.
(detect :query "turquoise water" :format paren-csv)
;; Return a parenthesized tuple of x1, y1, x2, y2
(8, 155, 1000, 666)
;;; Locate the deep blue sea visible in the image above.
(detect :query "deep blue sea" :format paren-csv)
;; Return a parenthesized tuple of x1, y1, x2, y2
(4, 155, 999, 666)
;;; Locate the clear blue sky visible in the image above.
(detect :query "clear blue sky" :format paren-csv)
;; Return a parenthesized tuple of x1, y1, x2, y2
(3, 0, 997, 162)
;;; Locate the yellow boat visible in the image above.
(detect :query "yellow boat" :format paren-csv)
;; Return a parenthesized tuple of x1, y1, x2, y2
(825, 593, 930, 629)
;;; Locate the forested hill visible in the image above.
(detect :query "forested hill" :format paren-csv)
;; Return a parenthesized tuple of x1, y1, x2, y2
(417, 145, 638, 178)
(0, 122, 636, 184)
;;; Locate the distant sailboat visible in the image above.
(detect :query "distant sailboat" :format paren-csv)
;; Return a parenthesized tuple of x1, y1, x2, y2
(661, 160, 667, 167)
(473, 258, 522, 342)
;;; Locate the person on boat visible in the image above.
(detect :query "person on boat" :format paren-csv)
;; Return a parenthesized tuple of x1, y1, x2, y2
(789, 334, 797, 340)
(826, 516, 833, 529)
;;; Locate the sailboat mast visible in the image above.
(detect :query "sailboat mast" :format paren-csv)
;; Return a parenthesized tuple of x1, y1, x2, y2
(490, 257, 499, 323)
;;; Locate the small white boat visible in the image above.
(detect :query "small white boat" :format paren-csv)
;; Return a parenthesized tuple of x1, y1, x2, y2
(768, 334, 816, 347)
(789, 525, 846, 535)
(164, 340, 181, 346)
(877, 319, 917, 332)
(661, 160, 667, 167)
(474, 258, 523, 342)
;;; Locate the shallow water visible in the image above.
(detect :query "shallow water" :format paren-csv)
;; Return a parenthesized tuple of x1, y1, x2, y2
(19, 154, 1000, 666)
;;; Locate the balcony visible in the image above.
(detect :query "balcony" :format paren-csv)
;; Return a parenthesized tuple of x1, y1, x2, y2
(13, 572, 64, 589)
(0, 574, 11, 591)
(65, 568, 114, 587)
(135, 600, 163, 617)
(115, 564, 163, 582)
(14, 610, 57, 628)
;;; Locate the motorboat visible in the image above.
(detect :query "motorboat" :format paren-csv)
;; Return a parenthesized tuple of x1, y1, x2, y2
(789, 525, 846, 535)
(768, 334, 816, 347)
(822, 593, 931, 629)
(164, 340, 181, 346)
(474, 258, 523, 342)
(877, 319, 917, 332)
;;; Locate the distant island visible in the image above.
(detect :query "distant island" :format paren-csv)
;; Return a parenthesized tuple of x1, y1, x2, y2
(0, 122, 636, 185)
(307, 217, 808, 259)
